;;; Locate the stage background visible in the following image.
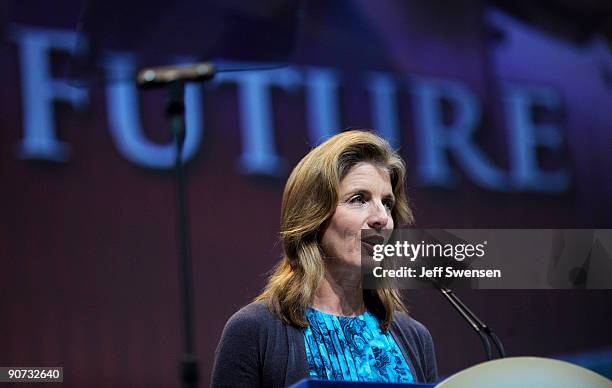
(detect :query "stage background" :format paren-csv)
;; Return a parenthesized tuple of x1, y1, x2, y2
(1, 1, 611, 386)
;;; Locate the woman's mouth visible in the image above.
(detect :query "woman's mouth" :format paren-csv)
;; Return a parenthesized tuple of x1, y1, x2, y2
(361, 233, 385, 256)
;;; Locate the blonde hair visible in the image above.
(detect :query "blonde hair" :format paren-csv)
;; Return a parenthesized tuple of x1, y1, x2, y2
(255, 129, 414, 330)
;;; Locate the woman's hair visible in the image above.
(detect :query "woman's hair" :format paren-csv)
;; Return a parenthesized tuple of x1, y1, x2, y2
(255, 129, 414, 331)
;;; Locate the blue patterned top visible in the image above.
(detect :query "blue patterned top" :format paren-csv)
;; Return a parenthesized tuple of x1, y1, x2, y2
(303, 308, 415, 383)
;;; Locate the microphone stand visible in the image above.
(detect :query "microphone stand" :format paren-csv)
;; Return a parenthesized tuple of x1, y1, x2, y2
(434, 282, 506, 360)
(137, 62, 215, 388)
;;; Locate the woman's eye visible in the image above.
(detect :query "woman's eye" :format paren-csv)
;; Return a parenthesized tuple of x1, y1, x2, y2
(383, 201, 394, 211)
(349, 194, 365, 204)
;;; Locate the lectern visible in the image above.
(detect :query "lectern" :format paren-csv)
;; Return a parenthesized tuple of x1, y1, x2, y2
(290, 357, 611, 388)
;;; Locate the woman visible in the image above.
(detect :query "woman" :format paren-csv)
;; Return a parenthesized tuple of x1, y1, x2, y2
(211, 130, 437, 387)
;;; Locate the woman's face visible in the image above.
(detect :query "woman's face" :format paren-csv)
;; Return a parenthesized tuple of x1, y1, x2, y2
(321, 162, 395, 269)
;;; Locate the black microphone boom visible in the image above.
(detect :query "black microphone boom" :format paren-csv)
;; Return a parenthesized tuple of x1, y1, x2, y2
(434, 282, 506, 360)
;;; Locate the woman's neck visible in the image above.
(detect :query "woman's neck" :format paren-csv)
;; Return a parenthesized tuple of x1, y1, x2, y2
(312, 265, 365, 316)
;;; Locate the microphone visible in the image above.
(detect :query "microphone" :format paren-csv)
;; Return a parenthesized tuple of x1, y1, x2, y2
(430, 278, 506, 360)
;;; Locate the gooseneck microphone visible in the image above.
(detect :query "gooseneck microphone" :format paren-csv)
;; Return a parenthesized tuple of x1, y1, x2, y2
(432, 281, 506, 360)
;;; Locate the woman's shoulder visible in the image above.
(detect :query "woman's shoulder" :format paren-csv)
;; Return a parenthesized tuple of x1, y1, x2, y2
(222, 300, 281, 334)
(212, 300, 282, 386)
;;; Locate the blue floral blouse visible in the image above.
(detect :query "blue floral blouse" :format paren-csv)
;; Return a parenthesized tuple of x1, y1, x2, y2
(303, 308, 415, 383)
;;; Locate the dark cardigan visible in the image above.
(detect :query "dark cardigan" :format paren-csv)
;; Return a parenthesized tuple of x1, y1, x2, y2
(211, 301, 438, 387)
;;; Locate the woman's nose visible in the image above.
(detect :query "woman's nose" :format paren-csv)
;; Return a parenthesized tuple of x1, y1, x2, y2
(367, 201, 390, 230)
